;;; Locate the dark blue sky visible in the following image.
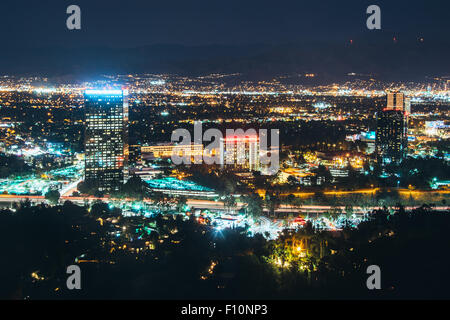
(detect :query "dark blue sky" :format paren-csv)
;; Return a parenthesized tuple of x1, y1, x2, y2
(0, 0, 448, 48)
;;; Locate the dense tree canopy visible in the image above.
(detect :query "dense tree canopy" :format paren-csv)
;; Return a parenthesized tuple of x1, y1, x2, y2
(0, 201, 449, 299)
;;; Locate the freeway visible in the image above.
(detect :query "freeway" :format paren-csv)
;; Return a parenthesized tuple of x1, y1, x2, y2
(0, 194, 448, 214)
(277, 188, 450, 197)
(186, 199, 449, 213)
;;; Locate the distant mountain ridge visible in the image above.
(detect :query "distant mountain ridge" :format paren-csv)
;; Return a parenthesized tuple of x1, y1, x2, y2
(1, 37, 449, 82)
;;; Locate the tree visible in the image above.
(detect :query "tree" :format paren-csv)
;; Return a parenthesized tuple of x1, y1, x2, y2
(176, 196, 188, 212)
(287, 175, 298, 187)
(0, 154, 32, 178)
(279, 150, 290, 168)
(44, 189, 60, 205)
(265, 191, 281, 216)
(224, 195, 237, 213)
(120, 175, 149, 199)
(242, 194, 264, 219)
(77, 180, 97, 195)
(90, 200, 110, 217)
(313, 165, 332, 186)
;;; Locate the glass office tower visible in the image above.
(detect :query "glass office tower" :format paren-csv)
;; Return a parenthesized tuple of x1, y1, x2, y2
(84, 89, 129, 192)
(376, 92, 409, 165)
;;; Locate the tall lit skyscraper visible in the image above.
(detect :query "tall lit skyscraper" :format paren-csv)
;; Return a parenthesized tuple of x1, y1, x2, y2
(219, 135, 260, 171)
(376, 91, 409, 165)
(386, 91, 411, 114)
(84, 89, 129, 192)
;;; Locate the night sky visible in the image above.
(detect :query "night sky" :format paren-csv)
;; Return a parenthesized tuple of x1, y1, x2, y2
(0, 0, 448, 48)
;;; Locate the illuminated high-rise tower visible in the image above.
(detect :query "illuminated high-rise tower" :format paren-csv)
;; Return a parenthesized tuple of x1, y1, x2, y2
(219, 135, 260, 171)
(84, 89, 129, 192)
(376, 91, 409, 165)
(386, 91, 411, 114)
